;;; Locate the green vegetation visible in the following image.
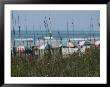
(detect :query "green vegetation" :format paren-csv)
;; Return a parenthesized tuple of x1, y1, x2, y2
(11, 46, 100, 77)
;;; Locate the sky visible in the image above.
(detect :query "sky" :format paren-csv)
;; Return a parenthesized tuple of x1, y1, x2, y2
(11, 10, 100, 32)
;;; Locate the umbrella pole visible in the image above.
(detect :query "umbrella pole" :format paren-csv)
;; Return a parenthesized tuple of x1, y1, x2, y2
(12, 11, 16, 58)
(33, 25, 35, 46)
(38, 38, 40, 59)
(67, 21, 70, 54)
(72, 21, 74, 41)
(26, 21, 28, 57)
(58, 31, 63, 58)
(18, 16, 21, 58)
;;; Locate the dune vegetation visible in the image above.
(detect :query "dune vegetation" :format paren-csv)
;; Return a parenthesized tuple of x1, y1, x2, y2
(11, 46, 100, 77)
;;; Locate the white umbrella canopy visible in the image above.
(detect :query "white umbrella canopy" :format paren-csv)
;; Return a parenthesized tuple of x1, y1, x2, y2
(39, 44, 46, 49)
(91, 39, 95, 45)
(95, 40, 100, 46)
(79, 40, 85, 46)
(67, 41, 74, 48)
(51, 41, 61, 48)
(38, 40, 46, 49)
(16, 41, 25, 52)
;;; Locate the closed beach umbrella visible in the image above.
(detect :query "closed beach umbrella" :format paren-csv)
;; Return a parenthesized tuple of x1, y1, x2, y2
(79, 40, 85, 46)
(67, 41, 74, 48)
(62, 40, 74, 48)
(17, 45, 25, 52)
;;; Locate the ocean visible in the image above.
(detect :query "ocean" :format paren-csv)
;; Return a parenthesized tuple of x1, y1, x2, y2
(11, 30, 100, 47)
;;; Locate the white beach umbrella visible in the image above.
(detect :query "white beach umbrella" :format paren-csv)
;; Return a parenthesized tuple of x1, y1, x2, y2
(91, 39, 95, 45)
(67, 41, 74, 48)
(51, 40, 61, 48)
(95, 40, 100, 46)
(39, 40, 46, 49)
(39, 44, 45, 49)
(52, 43, 60, 48)
(79, 40, 85, 46)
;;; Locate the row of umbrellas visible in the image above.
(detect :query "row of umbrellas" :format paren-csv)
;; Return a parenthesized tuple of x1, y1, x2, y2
(38, 39, 100, 49)
(12, 39, 100, 53)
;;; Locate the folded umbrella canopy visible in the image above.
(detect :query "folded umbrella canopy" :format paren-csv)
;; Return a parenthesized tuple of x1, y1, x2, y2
(67, 41, 74, 48)
(61, 40, 74, 48)
(79, 40, 85, 46)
